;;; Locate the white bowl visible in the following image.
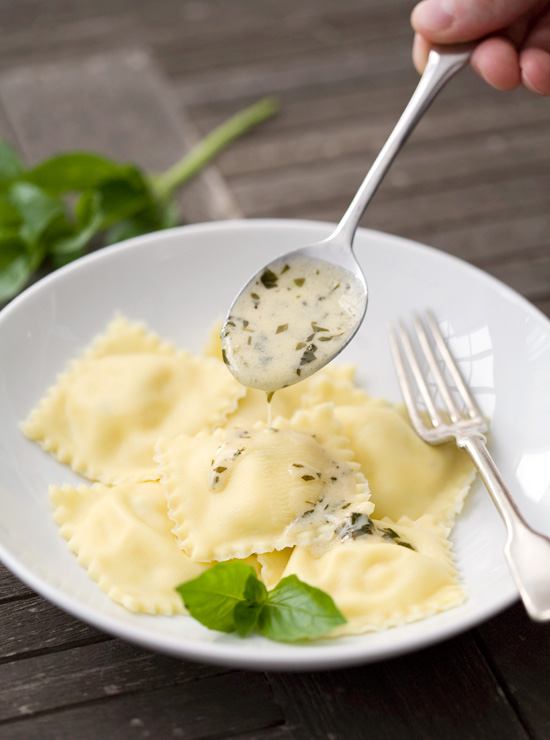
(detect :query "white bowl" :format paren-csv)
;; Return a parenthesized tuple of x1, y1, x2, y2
(1, 219, 549, 671)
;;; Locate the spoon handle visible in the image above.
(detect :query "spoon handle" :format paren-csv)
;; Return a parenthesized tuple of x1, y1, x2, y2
(332, 44, 475, 247)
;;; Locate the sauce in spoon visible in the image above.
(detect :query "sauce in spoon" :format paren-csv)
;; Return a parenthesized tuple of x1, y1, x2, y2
(221, 253, 364, 394)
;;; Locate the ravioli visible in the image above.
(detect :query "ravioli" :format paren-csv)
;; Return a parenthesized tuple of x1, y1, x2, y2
(302, 372, 475, 524)
(223, 365, 357, 428)
(50, 480, 208, 614)
(25, 315, 477, 638)
(157, 405, 372, 562)
(281, 516, 464, 636)
(256, 549, 293, 590)
(335, 399, 476, 524)
(22, 317, 244, 484)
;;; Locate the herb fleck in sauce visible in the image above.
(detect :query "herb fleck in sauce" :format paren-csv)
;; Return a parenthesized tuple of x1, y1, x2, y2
(208, 429, 250, 491)
(336, 513, 416, 550)
(221, 255, 363, 393)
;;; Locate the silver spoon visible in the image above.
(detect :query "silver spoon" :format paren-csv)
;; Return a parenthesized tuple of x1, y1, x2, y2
(222, 45, 474, 395)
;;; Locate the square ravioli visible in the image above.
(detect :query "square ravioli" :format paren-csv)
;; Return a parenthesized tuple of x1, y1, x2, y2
(301, 373, 476, 525)
(22, 317, 245, 484)
(280, 516, 464, 636)
(157, 404, 373, 562)
(50, 480, 209, 615)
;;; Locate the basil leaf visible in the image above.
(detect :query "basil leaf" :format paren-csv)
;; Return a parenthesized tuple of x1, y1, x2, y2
(23, 153, 124, 194)
(49, 212, 103, 257)
(258, 575, 346, 642)
(0, 238, 34, 300)
(233, 575, 268, 637)
(176, 561, 257, 633)
(0, 196, 22, 228)
(176, 563, 345, 642)
(103, 212, 160, 244)
(0, 140, 24, 187)
(8, 182, 65, 246)
(75, 190, 100, 226)
(93, 169, 155, 229)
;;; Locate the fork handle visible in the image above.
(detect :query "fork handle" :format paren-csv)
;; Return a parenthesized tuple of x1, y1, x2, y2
(458, 432, 550, 621)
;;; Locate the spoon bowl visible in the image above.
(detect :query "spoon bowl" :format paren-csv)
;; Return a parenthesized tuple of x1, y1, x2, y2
(222, 44, 475, 393)
(221, 239, 367, 394)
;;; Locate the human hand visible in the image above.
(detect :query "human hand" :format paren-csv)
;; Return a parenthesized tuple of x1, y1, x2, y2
(411, 0, 550, 95)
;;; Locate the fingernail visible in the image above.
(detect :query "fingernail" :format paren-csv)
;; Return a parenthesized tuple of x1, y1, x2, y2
(412, 0, 454, 31)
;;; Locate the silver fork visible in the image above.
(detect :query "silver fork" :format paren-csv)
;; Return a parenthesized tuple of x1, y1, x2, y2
(388, 310, 550, 622)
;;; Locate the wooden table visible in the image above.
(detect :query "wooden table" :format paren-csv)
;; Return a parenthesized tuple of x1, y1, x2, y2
(1, 1, 549, 737)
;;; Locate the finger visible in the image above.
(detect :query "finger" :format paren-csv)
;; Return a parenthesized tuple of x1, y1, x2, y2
(471, 36, 522, 90)
(521, 48, 550, 93)
(412, 32, 432, 73)
(520, 10, 550, 94)
(411, 0, 541, 42)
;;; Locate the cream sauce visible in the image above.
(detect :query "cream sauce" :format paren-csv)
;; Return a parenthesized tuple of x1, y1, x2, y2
(207, 425, 357, 526)
(221, 255, 364, 393)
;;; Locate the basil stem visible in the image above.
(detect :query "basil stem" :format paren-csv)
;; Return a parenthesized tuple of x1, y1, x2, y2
(152, 97, 280, 201)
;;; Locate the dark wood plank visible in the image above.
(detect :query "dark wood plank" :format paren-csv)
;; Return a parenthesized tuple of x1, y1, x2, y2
(476, 602, 550, 740)
(267, 0, 411, 17)
(414, 212, 550, 263)
(0, 671, 285, 740)
(479, 254, 550, 304)
(173, 43, 415, 105)
(231, 726, 294, 740)
(186, 61, 492, 137)
(534, 298, 550, 317)
(268, 633, 529, 740)
(231, 163, 550, 227)
(0, 13, 141, 72)
(0, 640, 228, 721)
(0, 596, 107, 661)
(153, 26, 328, 78)
(0, 564, 33, 602)
(205, 91, 550, 177)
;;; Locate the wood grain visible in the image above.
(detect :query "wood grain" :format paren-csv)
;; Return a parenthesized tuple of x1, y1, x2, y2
(268, 633, 529, 740)
(0, 672, 284, 740)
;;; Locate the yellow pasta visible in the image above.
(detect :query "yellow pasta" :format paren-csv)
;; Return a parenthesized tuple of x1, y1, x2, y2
(50, 480, 209, 615)
(24, 315, 477, 638)
(301, 371, 475, 524)
(22, 317, 245, 484)
(157, 405, 372, 562)
(280, 516, 464, 636)
(336, 399, 476, 524)
(256, 549, 293, 590)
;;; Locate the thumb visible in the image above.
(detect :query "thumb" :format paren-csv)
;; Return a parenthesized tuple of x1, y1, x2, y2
(411, 0, 541, 42)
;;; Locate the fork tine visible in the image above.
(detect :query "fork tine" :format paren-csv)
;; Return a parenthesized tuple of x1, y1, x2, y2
(412, 313, 462, 423)
(388, 323, 429, 436)
(424, 310, 484, 421)
(388, 320, 444, 429)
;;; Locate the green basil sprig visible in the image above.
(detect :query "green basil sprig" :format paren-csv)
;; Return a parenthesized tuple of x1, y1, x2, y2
(0, 97, 279, 302)
(176, 561, 346, 642)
